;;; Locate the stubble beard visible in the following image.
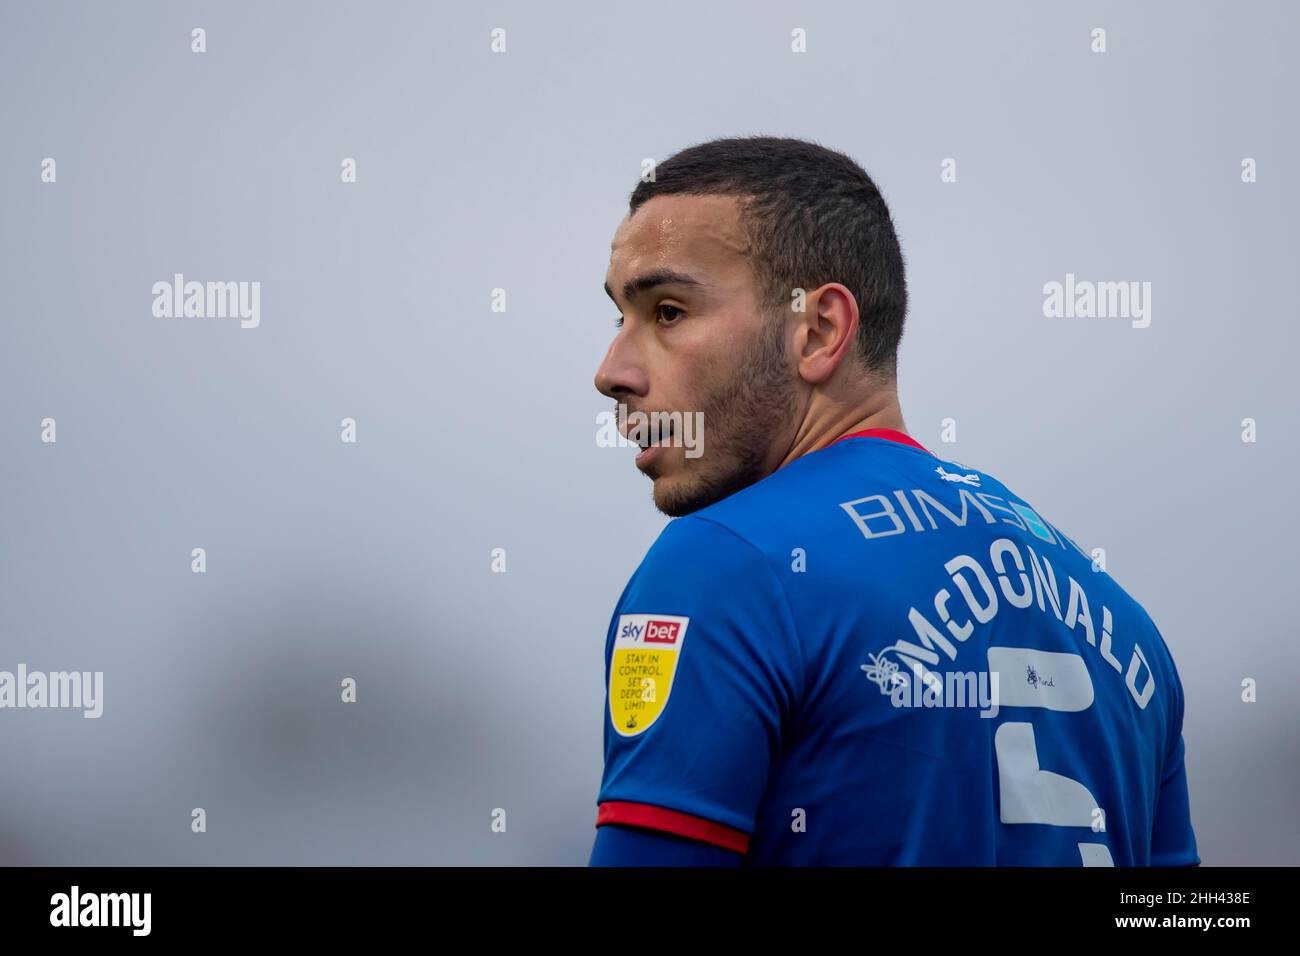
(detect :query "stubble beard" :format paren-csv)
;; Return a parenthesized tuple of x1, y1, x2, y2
(653, 317, 798, 517)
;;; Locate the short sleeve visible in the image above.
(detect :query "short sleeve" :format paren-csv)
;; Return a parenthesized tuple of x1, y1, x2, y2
(1149, 666, 1200, 866)
(595, 515, 803, 854)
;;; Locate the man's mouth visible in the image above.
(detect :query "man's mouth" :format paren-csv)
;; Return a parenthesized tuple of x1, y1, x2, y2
(623, 414, 674, 471)
(633, 431, 671, 450)
(635, 442, 668, 470)
(619, 408, 675, 450)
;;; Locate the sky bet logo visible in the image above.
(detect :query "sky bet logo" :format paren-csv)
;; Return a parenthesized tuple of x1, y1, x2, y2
(619, 618, 682, 644)
(609, 614, 690, 737)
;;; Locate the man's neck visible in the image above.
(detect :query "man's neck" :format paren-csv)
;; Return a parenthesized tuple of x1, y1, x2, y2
(775, 395, 908, 470)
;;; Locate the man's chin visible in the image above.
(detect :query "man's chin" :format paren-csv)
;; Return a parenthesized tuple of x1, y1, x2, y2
(644, 460, 697, 516)
(649, 469, 731, 518)
(651, 481, 705, 517)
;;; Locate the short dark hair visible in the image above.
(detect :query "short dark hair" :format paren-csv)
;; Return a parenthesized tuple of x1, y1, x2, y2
(628, 136, 908, 378)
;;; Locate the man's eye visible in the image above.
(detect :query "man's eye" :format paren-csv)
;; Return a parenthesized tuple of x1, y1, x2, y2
(656, 305, 685, 325)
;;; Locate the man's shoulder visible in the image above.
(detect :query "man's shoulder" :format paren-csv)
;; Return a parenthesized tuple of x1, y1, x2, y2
(637, 510, 771, 578)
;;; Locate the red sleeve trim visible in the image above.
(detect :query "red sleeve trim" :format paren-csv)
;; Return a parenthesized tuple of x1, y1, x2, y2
(596, 800, 750, 854)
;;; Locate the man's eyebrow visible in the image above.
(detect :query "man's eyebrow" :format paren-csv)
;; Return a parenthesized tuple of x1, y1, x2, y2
(603, 268, 705, 305)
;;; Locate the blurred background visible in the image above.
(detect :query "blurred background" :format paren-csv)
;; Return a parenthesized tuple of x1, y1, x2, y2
(0, 0, 1295, 864)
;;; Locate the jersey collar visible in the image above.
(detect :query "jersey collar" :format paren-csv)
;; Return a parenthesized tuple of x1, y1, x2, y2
(829, 427, 932, 455)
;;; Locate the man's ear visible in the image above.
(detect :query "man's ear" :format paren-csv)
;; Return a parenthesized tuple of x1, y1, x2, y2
(793, 282, 860, 385)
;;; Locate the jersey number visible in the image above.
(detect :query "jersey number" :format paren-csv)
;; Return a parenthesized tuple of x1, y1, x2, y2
(989, 646, 1113, 866)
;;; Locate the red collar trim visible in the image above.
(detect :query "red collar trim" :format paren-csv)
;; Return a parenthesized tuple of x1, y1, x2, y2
(830, 427, 931, 455)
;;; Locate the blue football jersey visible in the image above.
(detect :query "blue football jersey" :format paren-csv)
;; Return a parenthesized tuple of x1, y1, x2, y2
(595, 428, 1199, 865)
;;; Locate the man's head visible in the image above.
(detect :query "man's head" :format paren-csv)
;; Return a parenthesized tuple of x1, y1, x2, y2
(595, 136, 908, 516)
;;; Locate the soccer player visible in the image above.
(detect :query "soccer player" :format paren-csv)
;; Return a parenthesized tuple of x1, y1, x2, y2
(587, 136, 1199, 867)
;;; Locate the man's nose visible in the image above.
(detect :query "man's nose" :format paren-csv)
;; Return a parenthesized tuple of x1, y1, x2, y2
(594, 330, 649, 400)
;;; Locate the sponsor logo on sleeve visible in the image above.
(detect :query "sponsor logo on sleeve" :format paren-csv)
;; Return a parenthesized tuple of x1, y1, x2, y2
(608, 614, 690, 737)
